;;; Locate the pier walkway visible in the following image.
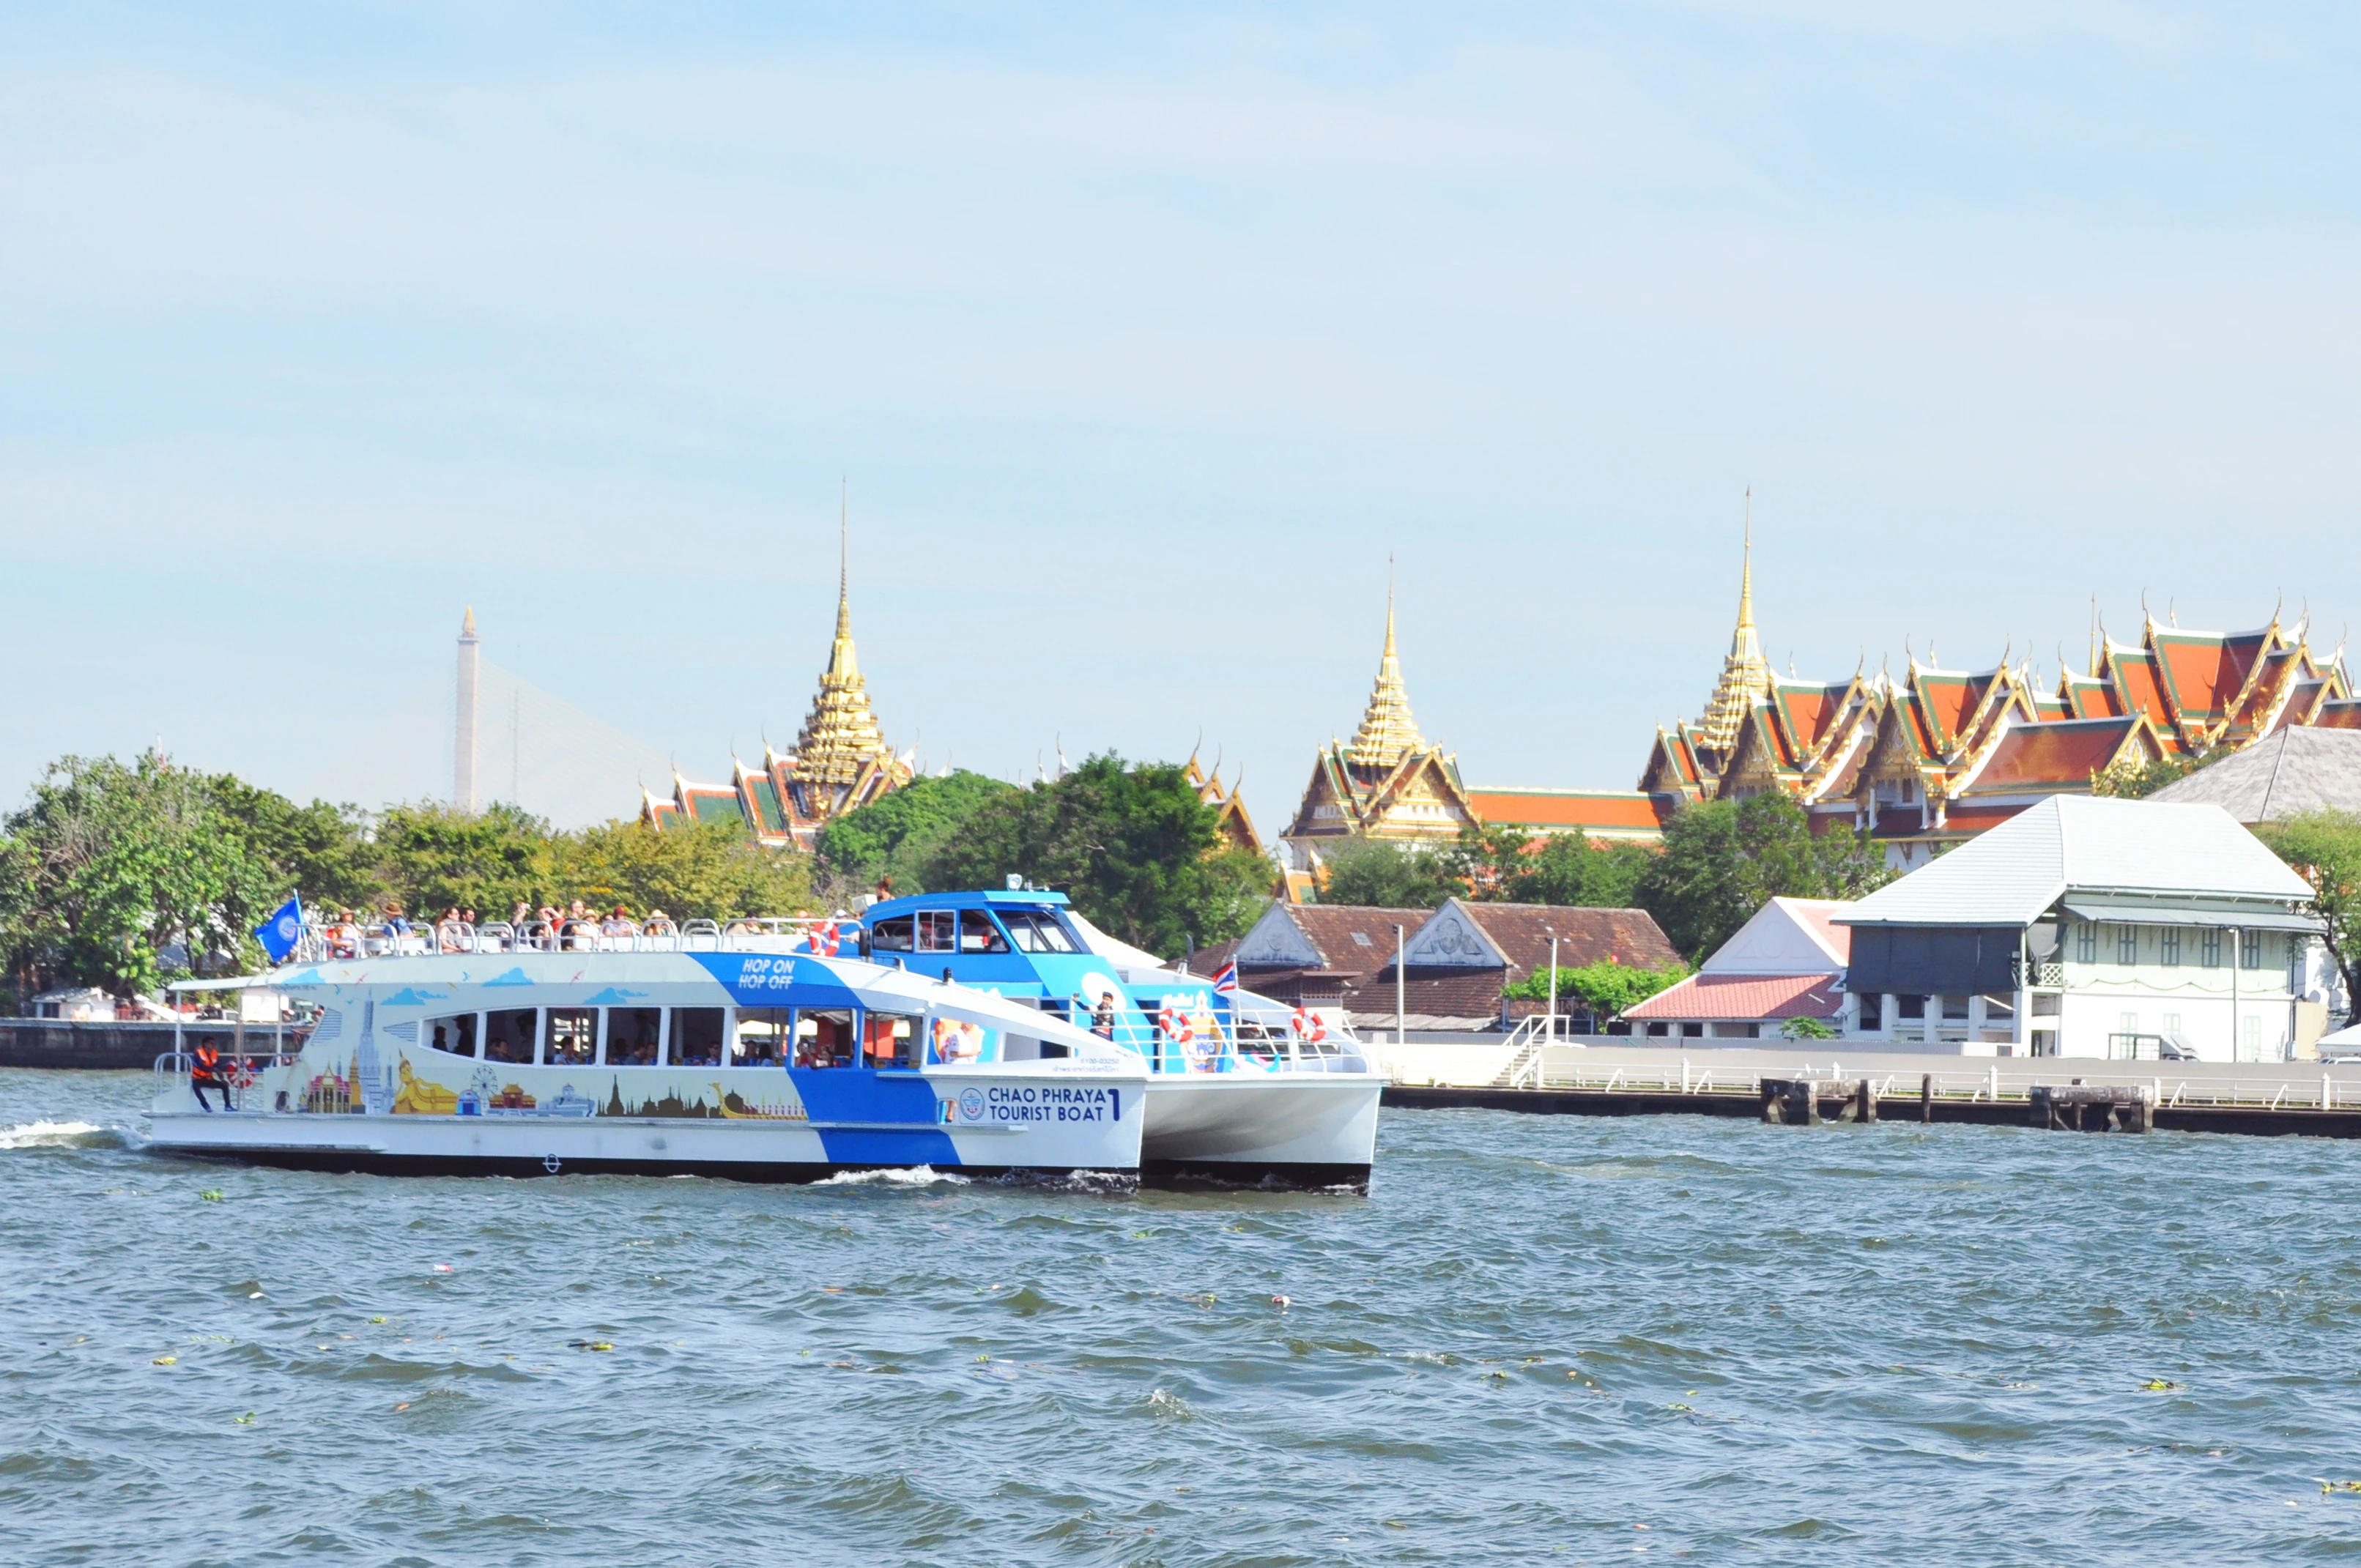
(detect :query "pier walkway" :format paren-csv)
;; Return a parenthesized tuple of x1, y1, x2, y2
(1378, 1040, 2361, 1138)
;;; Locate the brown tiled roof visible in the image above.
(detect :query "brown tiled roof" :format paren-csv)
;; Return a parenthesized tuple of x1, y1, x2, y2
(2314, 700, 2361, 732)
(1455, 902, 1679, 973)
(1961, 717, 2138, 791)
(1286, 906, 1428, 974)
(1342, 969, 1509, 1025)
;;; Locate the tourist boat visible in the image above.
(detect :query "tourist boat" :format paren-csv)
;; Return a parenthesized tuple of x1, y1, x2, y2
(147, 918, 1146, 1181)
(858, 889, 1383, 1189)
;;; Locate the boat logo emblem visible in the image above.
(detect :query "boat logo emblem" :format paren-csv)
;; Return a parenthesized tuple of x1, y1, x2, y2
(543, 1154, 562, 1173)
(957, 1088, 986, 1122)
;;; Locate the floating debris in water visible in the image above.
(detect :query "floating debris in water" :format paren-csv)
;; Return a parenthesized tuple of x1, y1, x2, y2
(1270, 1294, 1290, 1309)
(433, 1263, 453, 1273)
(2324, 1480, 2361, 1495)
(233, 1413, 255, 1425)
(568, 1340, 615, 1351)
(199, 1190, 224, 1202)
(394, 1402, 410, 1412)
(151, 1355, 175, 1366)
(2141, 1379, 2185, 1391)
(368, 1316, 389, 1325)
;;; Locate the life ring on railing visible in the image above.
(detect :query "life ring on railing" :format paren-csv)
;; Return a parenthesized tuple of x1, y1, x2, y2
(1290, 1006, 1327, 1044)
(807, 921, 841, 957)
(228, 1061, 259, 1089)
(1158, 1003, 1193, 1045)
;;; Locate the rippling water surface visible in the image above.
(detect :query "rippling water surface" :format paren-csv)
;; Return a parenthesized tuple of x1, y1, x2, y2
(7, 1070, 2361, 1566)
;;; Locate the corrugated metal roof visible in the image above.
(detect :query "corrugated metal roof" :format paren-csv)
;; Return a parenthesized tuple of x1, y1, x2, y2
(1836, 795, 2310, 927)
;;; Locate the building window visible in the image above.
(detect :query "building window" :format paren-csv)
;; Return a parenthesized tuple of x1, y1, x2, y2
(2117, 925, 2138, 966)
(2241, 930, 2262, 970)
(1857, 994, 1882, 1030)
(2075, 921, 2097, 964)
(1897, 995, 1926, 1019)
(2201, 928, 2222, 967)
(2160, 927, 2180, 967)
(2242, 1014, 2261, 1061)
(1941, 995, 1971, 1020)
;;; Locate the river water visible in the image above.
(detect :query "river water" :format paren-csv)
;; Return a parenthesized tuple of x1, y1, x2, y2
(4, 1069, 2358, 1566)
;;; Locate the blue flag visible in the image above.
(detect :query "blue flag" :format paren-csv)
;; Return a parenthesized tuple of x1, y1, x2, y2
(254, 897, 304, 964)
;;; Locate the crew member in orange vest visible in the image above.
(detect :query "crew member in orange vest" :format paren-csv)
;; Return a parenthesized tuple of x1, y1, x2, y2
(190, 1036, 231, 1112)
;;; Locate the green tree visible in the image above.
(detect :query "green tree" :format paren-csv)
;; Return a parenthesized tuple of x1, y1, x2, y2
(2256, 807, 2361, 1028)
(1779, 1015, 1837, 1039)
(1320, 838, 1460, 910)
(207, 776, 382, 911)
(1501, 956, 1691, 1017)
(2091, 749, 2217, 799)
(917, 753, 1266, 955)
(560, 818, 815, 921)
(815, 770, 1018, 899)
(1637, 792, 1894, 962)
(374, 801, 556, 919)
(1511, 833, 1654, 908)
(0, 751, 281, 1002)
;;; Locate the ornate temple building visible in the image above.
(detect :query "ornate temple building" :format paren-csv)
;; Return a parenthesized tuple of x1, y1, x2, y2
(1280, 590, 1671, 877)
(1281, 591, 1481, 861)
(641, 538, 913, 850)
(1187, 754, 1264, 856)
(1638, 542, 2360, 868)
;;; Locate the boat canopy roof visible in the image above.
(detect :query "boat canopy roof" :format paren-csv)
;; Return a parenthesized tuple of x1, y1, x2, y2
(867, 888, 1072, 918)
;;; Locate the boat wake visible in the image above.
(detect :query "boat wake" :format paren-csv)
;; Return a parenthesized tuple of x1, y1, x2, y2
(813, 1165, 971, 1187)
(0, 1120, 122, 1151)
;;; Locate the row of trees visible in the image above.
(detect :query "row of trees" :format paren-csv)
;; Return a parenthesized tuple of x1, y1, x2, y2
(1319, 791, 1898, 961)
(812, 755, 1270, 957)
(0, 748, 1267, 1009)
(0, 751, 812, 1006)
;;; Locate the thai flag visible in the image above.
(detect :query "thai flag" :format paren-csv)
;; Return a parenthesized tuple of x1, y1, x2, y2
(1210, 959, 1238, 995)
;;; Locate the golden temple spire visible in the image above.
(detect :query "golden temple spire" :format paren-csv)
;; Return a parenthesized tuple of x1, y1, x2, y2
(1348, 558, 1426, 770)
(1695, 491, 1776, 753)
(792, 484, 892, 787)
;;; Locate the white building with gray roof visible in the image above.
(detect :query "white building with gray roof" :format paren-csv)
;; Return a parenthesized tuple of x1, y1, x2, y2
(1834, 795, 2335, 1060)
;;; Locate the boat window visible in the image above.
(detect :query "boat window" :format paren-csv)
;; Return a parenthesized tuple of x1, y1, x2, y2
(608, 1007, 661, 1066)
(798, 1008, 855, 1069)
(870, 916, 914, 952)
(734, 1008, 793, 1066)
(484, 1008, 538, 1064)
(1002, 910, 1080, 954)
(670, 1008, 724, 1067)
(864, 1012, 916, 1068)
(957, 910, 1012, 954)
(916, 911, 957, 954)
(546, 1008, 596, 1066)
(427, 1014, 478, 1058)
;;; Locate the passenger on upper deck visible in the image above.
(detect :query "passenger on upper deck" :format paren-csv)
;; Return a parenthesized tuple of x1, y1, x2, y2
(1092, 991, 1118, 1039)
(382, 903, 411, 937)
(600, 905, 637, 938)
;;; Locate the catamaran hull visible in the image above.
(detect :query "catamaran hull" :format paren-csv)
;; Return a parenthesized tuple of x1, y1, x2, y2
(147, 1071, 1143, 1183)
(1137, 1074, 1383, 1192)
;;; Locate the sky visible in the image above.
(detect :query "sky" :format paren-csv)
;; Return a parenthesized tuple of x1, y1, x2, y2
(5, 3, 2360, 833)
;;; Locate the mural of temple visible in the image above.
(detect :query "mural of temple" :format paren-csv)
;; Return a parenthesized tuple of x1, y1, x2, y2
(642, 535, 913, 850)
(1639, 539, 2359, 868)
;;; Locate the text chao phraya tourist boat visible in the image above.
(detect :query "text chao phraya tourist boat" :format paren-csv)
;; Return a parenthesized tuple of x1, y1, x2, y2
(150, 894, 1382, 1190)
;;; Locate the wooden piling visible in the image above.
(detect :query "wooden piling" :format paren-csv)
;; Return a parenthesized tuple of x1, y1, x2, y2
(1856, 1078, 1877, 1124)
(1920, 1073, 1933, 1123)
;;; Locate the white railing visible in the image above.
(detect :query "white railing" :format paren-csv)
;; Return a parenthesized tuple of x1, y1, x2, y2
(1470, 1058, 2358, 1112)
(293, 915, 839, 963)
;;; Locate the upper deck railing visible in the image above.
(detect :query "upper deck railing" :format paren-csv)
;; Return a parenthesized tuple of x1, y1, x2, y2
(294, 915, 836, 964)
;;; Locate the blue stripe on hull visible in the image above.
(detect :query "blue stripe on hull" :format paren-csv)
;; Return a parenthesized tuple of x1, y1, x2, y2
(814, 1128, 961, 1165)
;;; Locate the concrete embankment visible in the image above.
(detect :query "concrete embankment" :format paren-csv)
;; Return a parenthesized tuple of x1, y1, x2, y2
(1378, 1041, 2361, 1139)
(0, 1020, 193, 1070)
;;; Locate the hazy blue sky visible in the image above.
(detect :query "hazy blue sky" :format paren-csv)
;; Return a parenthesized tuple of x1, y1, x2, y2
(6, 4, 2359, 833)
